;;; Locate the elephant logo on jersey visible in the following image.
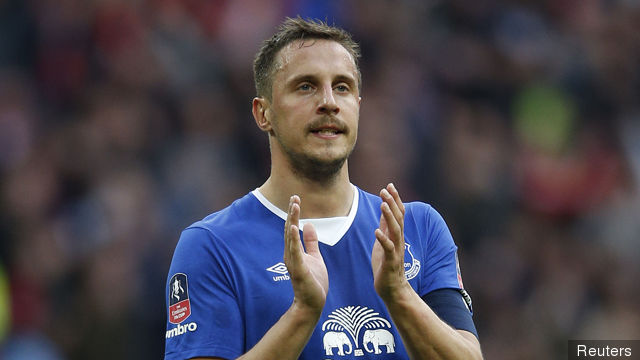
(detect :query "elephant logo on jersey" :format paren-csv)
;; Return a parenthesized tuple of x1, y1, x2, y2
(363, 329, 395, 354)
(168, 273, 191, 324)
(404, 243, 421, 280)
(323, 331, 352, 356)
(321, 306, 395, 357)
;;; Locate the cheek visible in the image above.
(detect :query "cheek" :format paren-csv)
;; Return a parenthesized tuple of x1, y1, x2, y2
(272, 99, 302, 120)
(343, 100, 360, 123)
(269, 110, 299, 140)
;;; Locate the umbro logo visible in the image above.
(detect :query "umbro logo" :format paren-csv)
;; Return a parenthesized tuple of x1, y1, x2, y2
(266, 262, 290, 282)
(266, 262, 288, 274)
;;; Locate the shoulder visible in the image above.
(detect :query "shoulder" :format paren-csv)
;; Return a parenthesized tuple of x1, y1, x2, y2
(169, 193, 263, 273)
(355, 186, 447, 228)
(400, 200, 455, 253)
(188, 192, 258, 235)
(172, 192, 259, 253)
(404, 202, 449, 232)
(355, 186, 437, 215)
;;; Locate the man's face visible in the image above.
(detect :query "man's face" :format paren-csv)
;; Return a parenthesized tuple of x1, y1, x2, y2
(265, 39, 361, 180)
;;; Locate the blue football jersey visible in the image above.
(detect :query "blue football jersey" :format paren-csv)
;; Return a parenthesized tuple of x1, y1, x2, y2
(164, 186, 465, 360)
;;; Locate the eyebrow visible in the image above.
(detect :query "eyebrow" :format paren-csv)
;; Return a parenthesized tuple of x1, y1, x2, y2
(333, 74, 357, 86)
(287, 73, 357, 87)
(287, 74, 317, 86)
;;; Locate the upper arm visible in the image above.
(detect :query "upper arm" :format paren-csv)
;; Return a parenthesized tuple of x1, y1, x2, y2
(458, 330, 480, 345)
(164, 228, 244, 360)
(418, 205, 462, 294)
(457, 330, 483, 359)
(415, 205, 479, 335)
(422, 288, 478, 338)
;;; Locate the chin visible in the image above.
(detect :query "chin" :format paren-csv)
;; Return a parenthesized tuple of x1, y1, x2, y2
(311, 149, 352, 166)
(288, 151, 350, 182)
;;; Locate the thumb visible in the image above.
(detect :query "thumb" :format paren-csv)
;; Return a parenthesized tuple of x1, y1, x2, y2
(302, 223, 322, 256)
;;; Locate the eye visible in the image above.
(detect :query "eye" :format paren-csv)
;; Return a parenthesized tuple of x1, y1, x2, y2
(298, 83, 313, 91)
(335, 84, 350, 92)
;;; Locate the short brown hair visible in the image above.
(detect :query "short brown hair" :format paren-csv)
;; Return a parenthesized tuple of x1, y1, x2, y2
(253, 16, 361, 100)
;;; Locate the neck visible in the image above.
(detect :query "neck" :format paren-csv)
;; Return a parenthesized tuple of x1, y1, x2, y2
(258, 162, 354, 219)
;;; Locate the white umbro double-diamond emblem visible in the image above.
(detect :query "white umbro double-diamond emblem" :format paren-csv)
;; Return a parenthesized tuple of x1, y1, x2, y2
(266, 262, 290, 281)
(266, 262, 288, 274)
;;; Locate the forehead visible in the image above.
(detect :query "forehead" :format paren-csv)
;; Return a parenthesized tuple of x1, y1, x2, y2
(274, 39, 358, 83)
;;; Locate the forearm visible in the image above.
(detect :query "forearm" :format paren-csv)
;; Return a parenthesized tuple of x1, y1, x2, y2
(382, 284, 482, 360)
(237, 301, 320, 360)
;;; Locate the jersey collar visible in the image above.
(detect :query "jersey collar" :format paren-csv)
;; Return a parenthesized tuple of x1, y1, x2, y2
(251, 184, 359, 246)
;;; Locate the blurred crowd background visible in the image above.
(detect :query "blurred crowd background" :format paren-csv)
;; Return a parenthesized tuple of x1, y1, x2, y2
(1, 0, 639, 359)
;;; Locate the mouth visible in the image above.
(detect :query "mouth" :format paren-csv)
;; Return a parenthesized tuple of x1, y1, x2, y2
(310, 127, 344, 140)
(308, 120, 347, 138)
(310, 126, 343, 136)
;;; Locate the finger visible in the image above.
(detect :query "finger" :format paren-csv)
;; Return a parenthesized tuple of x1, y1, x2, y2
(284, 196, 301, 259)
(288, 202, 302, 255)
(289, 195, 300, 227)
(375, 228, 395, 253)
(386, 183, 405, 215)
(381, 188, 403, 229)
(284, 199, 290, 234)
(284, 196, 296, 234)
(302, 223, 322, 257)
(380, 201, 402, 240)
(289, 223, 303, 259)
(378, 210, 388, 234)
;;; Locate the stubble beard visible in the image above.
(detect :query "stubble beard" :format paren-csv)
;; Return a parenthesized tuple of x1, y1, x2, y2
(276, 136, 355, 184)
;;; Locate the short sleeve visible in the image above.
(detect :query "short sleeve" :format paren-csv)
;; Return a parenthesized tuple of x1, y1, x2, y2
(164, 227, 244, 360)
(420, 206, 463, 295)
(422, 288, 477, 337)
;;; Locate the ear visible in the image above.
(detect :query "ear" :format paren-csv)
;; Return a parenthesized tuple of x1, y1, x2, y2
(252, 97, 272, 132)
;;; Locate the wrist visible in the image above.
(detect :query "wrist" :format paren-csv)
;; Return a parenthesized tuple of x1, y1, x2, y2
(291, 298, 324, 320)
(379, 280, 414, 305)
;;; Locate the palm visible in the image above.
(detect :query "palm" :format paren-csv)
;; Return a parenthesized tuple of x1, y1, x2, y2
(371, 217, 388, 289)
(294, 229, 329, 307)
(284, 196, 328, 311)
(371, 185, 408, 299)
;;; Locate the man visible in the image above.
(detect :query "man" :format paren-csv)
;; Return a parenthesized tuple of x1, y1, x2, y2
(164, 17, 482, 360)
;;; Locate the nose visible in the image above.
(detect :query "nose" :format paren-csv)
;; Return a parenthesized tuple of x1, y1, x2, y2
(317, 85, 339, 115)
